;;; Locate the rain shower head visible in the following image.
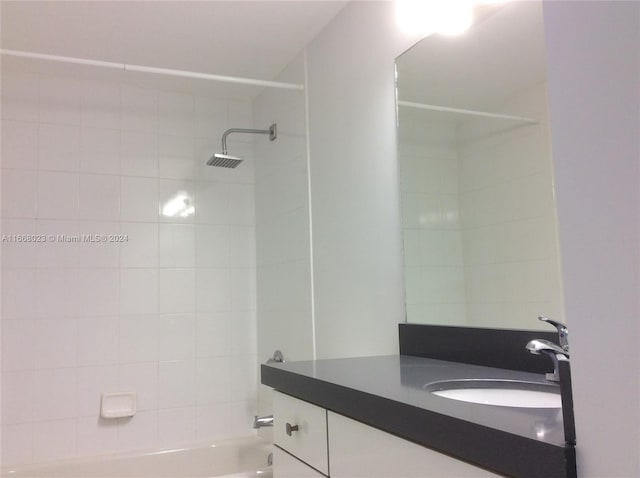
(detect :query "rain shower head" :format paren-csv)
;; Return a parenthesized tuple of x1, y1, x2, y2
(206, 123, 277, 168)
(207, 153, 243, 169)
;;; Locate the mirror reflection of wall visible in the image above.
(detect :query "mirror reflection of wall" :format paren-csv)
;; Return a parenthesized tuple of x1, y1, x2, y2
(396, 1, 565, 330)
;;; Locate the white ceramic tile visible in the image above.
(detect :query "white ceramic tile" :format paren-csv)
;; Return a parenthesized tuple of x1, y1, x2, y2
(75, 269, 119, 316)
(158, 360, 195, 409)
(196, 269, 231, 312)
(79, 174, 120, 220)
(81, 81, 120, 130)
(159, 269, 195, 314)
(36, 219, 79, 268)
(195, 357, 231, 405)
(159, 314, 196, 361)
(1, 169, 38, 218)
(119, 315, 159, 363)
(121, 130, 158, 177)
(226, 184, 255, 226)
(120, 176, 159, 222)
(196, 312, 232, 358)
(231, 354, 258, 402)
(119, 268, 158, 315)
(39, 76, 82, 126)
(37, 171, 79, 219)
(227, 100, 252, 128)
(77, 366, 119, 417)
(76, 416, 119, 456)
(1, 423, 34, 466)
(229, 226, 256, 268)
(77, 318, 119, 366)
(121, 85, 158, 133)
(32, 368, 77, 421)
(194, 181, 229, 225)
(195, 403, 232, 440)
(158, 407, 196, 444)
(118, 362, 158, 411)
(31, 319, 77, 369)
(158, 91, 194, 138)
(119, 222, 158, 268)
(1, 71, 39, 122)
(231, 309, 257, 357)
(36, 268, 79, 318)
(194, 96, 228, 140)
(1, 371, 34, 424)
(1, 269, 38, 319)
(230, 268, 256, 310)
(159, 157, 197, 181)
(195, 224, 230, 268)
(77, 221, 120, 268)
(33, 418, 78, 462)
(38, 123, 81, 172)
(1, 218, 38, 268)
(1, 120, 38, 169)
(117, 410, 158, 450)
(80, 127, 120, 175)
(159, 224, 195, 268)
(159, 134, 194, 159)
(159, 179, 195, 223)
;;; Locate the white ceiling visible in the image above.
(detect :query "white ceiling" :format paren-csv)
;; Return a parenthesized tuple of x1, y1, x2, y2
(1, 1, 347, 95)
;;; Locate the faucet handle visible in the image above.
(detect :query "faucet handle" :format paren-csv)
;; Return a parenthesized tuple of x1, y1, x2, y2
(538, 316, 569, 352)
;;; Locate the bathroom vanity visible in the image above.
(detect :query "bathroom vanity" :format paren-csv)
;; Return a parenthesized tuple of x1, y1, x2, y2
(261, 325, 576, 478)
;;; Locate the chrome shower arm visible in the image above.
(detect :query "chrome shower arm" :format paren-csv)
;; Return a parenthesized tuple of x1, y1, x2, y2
(221, 124, 277, 154)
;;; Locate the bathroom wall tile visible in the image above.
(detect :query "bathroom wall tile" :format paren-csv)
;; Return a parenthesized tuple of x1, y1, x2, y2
(159, 269, 195, 314)
(81, 81, 120, 130)
(159, 179, 195, 224)
(159, 224, 195, 268)
(195, 403, 232, 440)
(32, 319, 78, 369)
(158, 407, 196, 444)
(195, 224, 230, 268)
(119, 315, 159, 363)
(33, 419, 77, 462)
(195, 357, 231, 405)
(231, 309, 257, 357)
(120, 268, 158, 315)
(119, 222, 158, 268)
(120, 176, 159, 222)
(196, 268, 231, 312)
(196, 312, 232, 358)
(2, 423, 34, 466)
(77, 366, 119, 417)
(194, 181, 229, 225)
(37, 171, 79, 219)
(1, 169, 38, 218)
(159, 134, 194, 160)
(226, 183, 255, 226)
(121, 85, 158, 133)
(158, 91, 194, 138)
(32, 368, 77, 421)
(77, 318, 119, 366)
(36, 268, 79, 318)
(1, 371, 34, 424)
(230, 267, 256, 310)
(80, 127, 120, 175)
(194, 96, 228, 140)
(77, 221, 120, 268)
(36, 219, 79, 268)
(76, 268, 119, 317)
(1, 120, 38, 169)
(117, 409, 158, 450)
(79, 174, 120, 220)
(1, 219, 38, 268)
(121, 130, 159, 177)
(76, 416, 119, 456)
(1, 71, 39, 122)
(231, 354, 258, 402)
(1, 269, 38, 320)
(158, 360, 195, 409)
(229, 226, 256, 268)
(119, 362, 158, 411)
(159, 314, 196, 361)
(159, 157, 197, 181)
(228, 99, 252, 129)
(39, 76, 82, 126)
(38, 123, 81, 172)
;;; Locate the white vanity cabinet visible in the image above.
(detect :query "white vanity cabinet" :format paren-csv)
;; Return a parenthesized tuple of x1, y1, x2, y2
(272, 391, 501, 478)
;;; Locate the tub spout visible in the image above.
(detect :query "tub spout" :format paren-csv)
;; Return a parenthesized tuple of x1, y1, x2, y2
(253, 415, 273, 429)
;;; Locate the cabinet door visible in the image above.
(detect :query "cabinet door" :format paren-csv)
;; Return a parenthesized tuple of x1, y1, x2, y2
(328, 412, 501, 478)
(273, 446, 326, 478)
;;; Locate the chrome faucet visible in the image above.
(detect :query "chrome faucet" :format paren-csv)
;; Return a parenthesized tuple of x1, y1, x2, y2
(538, 316, 569, 353)
(253, 415, 273, 429)
(526, 339, 569, 381)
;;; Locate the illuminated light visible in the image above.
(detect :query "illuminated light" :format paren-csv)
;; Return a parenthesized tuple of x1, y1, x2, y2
(396, 0, 474, 36)
(161, 192, 194, 218)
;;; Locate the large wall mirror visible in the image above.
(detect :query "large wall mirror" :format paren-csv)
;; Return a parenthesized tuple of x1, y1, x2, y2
(396, 1, 565, 330)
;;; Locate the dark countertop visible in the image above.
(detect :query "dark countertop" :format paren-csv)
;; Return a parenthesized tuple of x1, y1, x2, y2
(262, 354, 576, 478)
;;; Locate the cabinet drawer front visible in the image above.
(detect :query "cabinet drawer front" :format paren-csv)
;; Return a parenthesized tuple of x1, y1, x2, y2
(273, 446, 327, 478)
(273, 390, 328, 475)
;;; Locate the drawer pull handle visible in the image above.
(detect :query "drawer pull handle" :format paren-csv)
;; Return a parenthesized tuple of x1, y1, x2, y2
(285, 422, 299, 436)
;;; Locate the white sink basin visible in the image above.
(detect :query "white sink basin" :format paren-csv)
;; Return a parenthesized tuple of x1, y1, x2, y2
(425, 379, 562, 409)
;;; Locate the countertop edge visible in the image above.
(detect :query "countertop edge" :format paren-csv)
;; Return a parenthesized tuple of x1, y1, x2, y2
(262, 364, 576, 478)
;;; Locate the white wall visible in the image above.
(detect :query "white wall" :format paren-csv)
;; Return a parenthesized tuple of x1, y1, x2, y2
(1, 70, 259, 466)
(306, 1, 419, 359)
(544, 2, 640, 476)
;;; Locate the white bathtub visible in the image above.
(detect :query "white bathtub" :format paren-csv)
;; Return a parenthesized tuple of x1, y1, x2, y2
(1, 436, 272, 478)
